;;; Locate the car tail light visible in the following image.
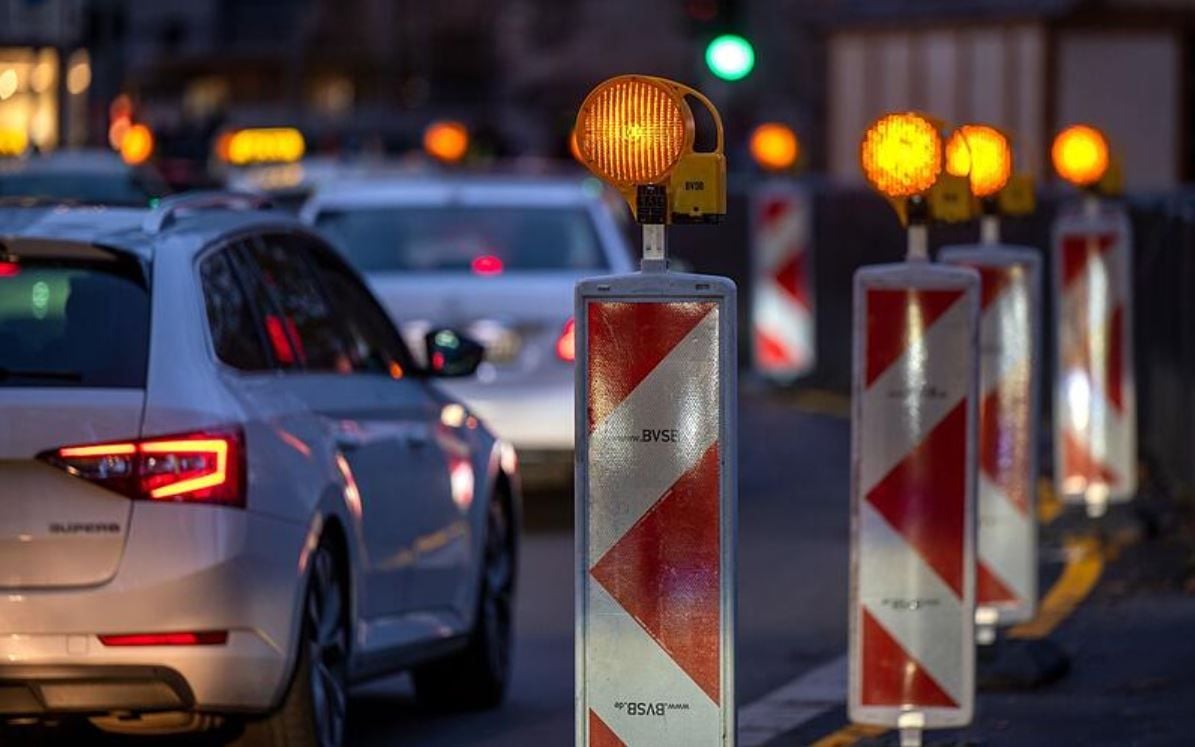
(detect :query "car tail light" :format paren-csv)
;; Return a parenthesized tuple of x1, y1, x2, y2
(99, 631, 228, 647)
(0, 261, 20, 277)
(43, 428, 245, 508)
(556, 317, 576, 363)
(471, 254, 504, 276)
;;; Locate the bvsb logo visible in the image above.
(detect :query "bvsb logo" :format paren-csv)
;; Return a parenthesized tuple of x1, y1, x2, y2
(641, 428, 680, 443)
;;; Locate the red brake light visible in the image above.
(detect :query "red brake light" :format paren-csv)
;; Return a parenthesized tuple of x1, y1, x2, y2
(0, 261, 20, 277)
(44, 429, 245, 508)
(99, 631, 228, 647)
(556, 317, 576, 363)
(471, 255, 504, 276)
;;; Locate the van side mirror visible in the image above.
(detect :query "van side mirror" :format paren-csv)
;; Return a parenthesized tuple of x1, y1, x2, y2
(424, 329, 485, 378)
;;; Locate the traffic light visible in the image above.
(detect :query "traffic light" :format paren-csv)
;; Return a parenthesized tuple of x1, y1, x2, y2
(705, 34, 755, 81)
(687, 0, 754, 82)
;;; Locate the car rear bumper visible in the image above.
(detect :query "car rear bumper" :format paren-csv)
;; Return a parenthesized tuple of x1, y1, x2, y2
(0, 504, 309, 714)
(0, 665, 193, 716)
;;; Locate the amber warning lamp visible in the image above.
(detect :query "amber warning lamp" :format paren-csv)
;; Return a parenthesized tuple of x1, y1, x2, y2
(859, 112, 951, 260)
(574, 75, 726, 229)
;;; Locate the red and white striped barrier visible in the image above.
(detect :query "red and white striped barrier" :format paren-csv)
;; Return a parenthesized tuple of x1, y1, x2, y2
(1052, 201, 1137, 512)
(751, 182, 815, 381)
(849, 263, 979, 729)
(941, 246, 1041, 627)
(576, 275, 737, 745)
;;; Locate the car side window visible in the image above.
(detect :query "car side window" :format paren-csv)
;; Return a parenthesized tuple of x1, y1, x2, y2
(198, 249, 271, 371)
(302, 237, 416, 377)
(245, 234, 354, 374)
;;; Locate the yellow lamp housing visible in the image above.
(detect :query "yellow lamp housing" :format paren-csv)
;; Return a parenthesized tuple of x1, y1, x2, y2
(947, 124, 1013, 199)
(997, 172, 1037, 216)
(574, 75, 725, 224)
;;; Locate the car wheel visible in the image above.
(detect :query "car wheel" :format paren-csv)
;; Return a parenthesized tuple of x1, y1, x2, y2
(413, 492, 515, 710)
(234, 541, 349, 747)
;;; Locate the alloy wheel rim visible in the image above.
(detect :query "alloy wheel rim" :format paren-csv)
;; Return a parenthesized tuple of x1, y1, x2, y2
(482, 499, 514, 679)
(307, 548, 348, 747)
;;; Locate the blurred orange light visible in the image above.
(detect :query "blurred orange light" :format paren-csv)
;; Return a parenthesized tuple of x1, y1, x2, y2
(1052, 125, 1109, 187)
(120, 124, 154, 166)
(575, 76, 689, 187)
(0, 127, 28, 157)
(945, 130, 971, 178)
(424, 121, 469, 163)
(749, 123, 799, 171)
(860, 113, 942, 198)
(948, 125, 1011, 198)
(108, 117, 130, 151)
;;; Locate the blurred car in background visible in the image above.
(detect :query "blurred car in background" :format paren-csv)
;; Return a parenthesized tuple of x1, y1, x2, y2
(0, 150, 169, 207)
(302, 175, 635, 486)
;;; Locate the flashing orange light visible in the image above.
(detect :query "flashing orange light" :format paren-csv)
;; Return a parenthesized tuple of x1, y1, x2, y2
(1052, 125, 1109, 187)
(575, 76, 690, 187)
(947, 124, 1012, 198)
(119, 124, 155, 165)
(749, 122, 799, 171)
(860, 113, 942, 198)
(424, 120, 470, 163)
(945, 130, 971, 179)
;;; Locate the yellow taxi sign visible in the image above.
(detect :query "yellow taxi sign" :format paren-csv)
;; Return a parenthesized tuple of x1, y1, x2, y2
(1052, 124, 1109, 187)
(749, 122, 800, 172)
(218, 127, 306, 166)
(120, 124, 155, 166)
(574, 75, 725, 223)
(860, 112, 943, 199)
(0, 127, 28, 158)
(424, 120, 470, 163)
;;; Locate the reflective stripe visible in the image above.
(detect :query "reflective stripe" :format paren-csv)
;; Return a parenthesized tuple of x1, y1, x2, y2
(850, 264, 978, 729)
(751, 183, 815, 378)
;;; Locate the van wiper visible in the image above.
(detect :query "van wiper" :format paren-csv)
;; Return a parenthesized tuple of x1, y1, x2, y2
(0, 367, 83, 382)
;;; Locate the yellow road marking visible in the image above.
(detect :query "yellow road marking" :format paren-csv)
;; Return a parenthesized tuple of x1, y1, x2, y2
(1009, 534, 1106, 639)
(810, 723, 888, 747)
(790, 389, 852, 419)
(1037, 478, 1064, 525)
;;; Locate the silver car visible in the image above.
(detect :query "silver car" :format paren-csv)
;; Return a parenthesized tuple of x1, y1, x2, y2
(301, 175, 635, 484)
(0, 195, 519, 745)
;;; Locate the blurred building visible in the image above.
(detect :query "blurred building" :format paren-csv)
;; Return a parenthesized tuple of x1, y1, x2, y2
(0, 0, 91, 151)
(823, 0, 1195, 190)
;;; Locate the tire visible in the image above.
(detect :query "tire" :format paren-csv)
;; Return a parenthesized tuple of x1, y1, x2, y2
(413, 491, 516, 710)
(234, 541, 349, 747)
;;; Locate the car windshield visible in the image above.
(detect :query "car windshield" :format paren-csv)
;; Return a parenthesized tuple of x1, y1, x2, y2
(0, 255, 150, 388)
(0, 171, 165, 207)
(314, 205, 608, 273)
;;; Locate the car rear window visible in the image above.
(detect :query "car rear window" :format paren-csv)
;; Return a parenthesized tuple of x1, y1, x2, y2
(0, 255, 150, 388)
(314, 206, 608, 273)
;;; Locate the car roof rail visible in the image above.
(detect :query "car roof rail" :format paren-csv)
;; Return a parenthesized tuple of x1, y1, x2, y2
(142, 191, 273, 235)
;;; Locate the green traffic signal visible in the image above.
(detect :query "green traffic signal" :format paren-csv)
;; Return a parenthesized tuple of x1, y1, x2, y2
(705, 34, 755, 81)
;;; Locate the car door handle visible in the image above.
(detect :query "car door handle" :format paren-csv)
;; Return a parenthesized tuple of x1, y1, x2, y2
(336, 437, 362, 453)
